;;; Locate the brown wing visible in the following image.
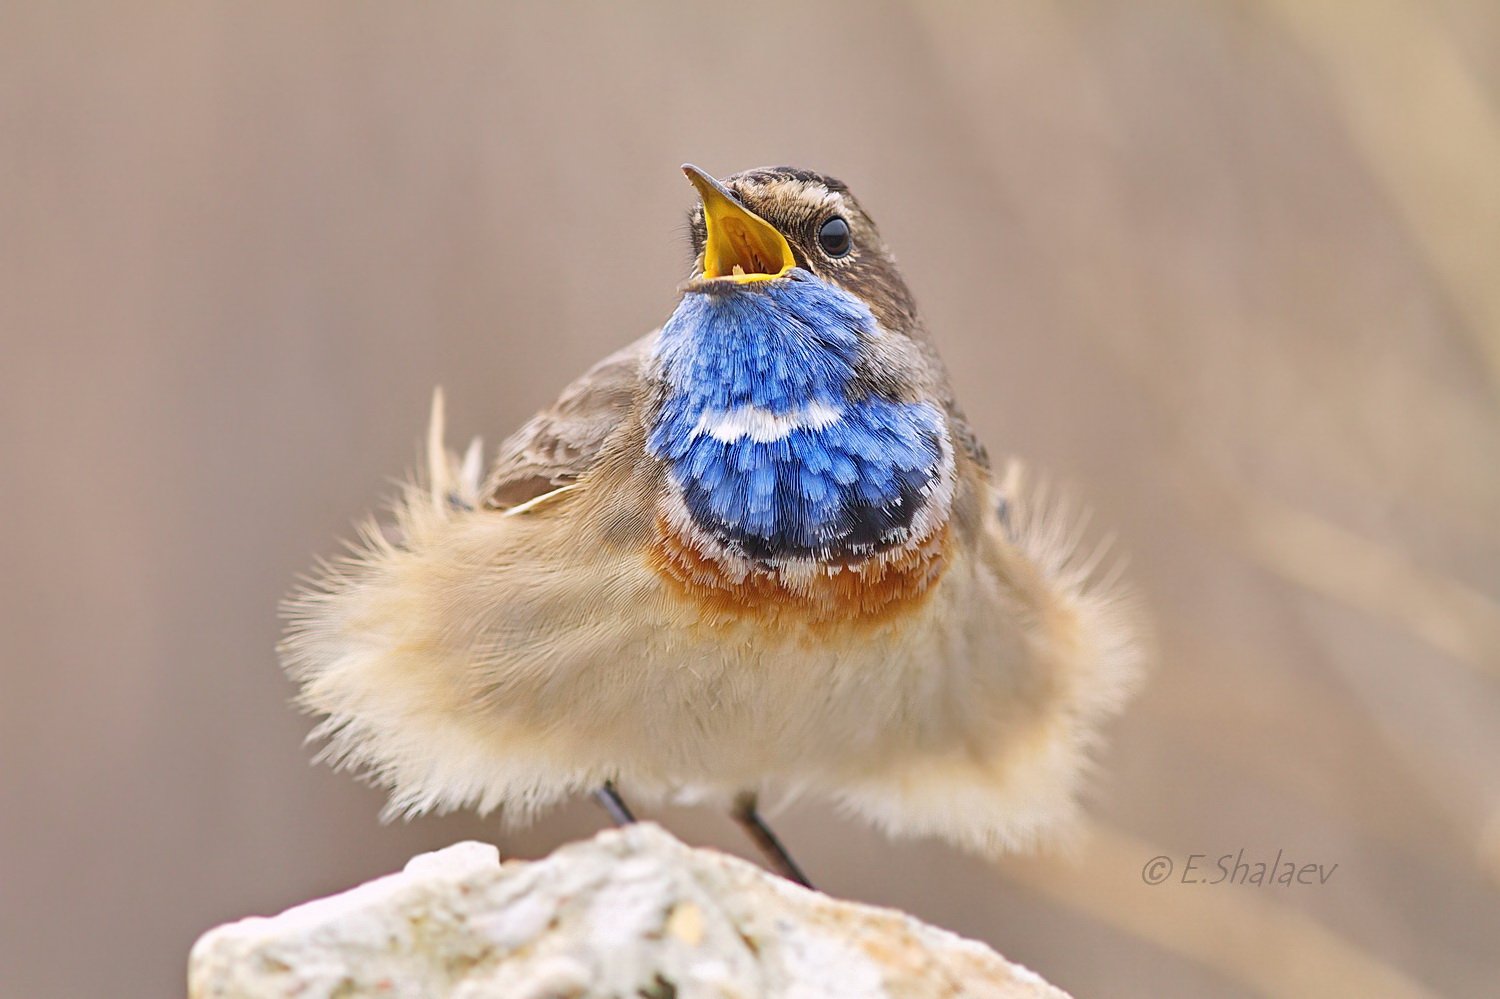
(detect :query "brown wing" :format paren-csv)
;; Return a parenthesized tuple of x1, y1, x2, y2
(484, 332, 658, 508)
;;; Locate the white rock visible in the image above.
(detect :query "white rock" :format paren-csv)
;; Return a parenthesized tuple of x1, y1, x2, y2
(189, 823, 1069, 999)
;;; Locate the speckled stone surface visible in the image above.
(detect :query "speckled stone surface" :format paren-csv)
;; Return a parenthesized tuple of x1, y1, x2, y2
(188, 823, 1069, 999)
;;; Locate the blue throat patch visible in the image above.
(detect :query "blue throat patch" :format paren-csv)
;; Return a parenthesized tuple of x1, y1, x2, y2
(648, 270, 944, 559)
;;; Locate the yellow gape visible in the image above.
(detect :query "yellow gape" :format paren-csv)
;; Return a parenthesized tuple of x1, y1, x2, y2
(684, 164, 797, 282)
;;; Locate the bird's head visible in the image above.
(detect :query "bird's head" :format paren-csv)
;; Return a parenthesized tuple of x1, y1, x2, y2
(681, 164, 917, 333)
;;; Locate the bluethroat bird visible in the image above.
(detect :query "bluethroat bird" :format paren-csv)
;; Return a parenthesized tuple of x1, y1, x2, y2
(283, 165, 1143, 888)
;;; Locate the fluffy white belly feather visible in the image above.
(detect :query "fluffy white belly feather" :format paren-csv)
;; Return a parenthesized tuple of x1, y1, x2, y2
(284, 452, 1140, 857)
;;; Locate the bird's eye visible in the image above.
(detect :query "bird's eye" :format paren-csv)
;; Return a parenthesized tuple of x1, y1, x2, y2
(817, 216, 852, 258)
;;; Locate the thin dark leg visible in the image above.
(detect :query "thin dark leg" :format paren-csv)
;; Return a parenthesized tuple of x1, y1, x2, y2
(593, 780, 637, 827)
(731, 792, 813, 889)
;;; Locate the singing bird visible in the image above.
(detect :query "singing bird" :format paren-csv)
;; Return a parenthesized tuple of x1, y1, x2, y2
(283, 164, 1142, 886)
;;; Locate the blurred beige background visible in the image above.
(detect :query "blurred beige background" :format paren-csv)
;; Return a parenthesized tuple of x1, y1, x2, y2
(3, 3, 1499, 997)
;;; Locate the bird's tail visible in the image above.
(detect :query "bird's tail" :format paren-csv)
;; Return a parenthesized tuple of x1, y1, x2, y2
(425, 387, 486, 517)
(997, 458, 1131, 608)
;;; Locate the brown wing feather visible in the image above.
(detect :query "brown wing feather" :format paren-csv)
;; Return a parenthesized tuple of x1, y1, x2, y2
(484, 332, 657, 508)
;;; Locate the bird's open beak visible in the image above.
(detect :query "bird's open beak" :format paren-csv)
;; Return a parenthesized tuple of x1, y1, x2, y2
(683, 164, 797, 283)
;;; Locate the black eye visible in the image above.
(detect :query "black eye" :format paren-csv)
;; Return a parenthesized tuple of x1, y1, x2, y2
(817, 216, 851, 257)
